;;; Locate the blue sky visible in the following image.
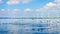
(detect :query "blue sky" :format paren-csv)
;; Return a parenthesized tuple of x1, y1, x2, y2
(0, 0, 59, 17)
(0, 0, 53, 9)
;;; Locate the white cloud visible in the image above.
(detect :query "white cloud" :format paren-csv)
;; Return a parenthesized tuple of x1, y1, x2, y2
(45, 0, 59, 12)
(36, 8, 46, 12)
(54, 0, 60, 3)
(0, 0, 2, 1)
(35, 0, 60, 17)
(36, 2, 56, 12)
(1, 9, 5, 11)
(24, 8, 31, 12)
(7, 9, 11, 11)
(22, 0, 32, 4)
(7, 0, 20, 5)
(0, 0, 3, 3)
(46, 2, 56, 7)
(6, 0, 32, 5)
(7, 9, 20, 16)
(13, 9, 20, 11)
(37, 1, 57, 11)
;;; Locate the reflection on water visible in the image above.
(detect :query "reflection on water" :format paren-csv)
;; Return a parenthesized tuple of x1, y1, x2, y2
(0, 19, 60, 34)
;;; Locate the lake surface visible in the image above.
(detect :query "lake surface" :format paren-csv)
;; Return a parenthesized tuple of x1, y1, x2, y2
(0, 19, 60, 34)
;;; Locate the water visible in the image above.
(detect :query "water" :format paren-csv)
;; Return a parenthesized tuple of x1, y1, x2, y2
(0, 19, 60, 34)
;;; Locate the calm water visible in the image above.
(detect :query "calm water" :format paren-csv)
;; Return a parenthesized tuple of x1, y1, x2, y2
(0, 19, 60, 34)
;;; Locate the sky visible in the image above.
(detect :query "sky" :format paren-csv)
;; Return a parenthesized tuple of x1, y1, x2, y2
(0, 0, 59, 17)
